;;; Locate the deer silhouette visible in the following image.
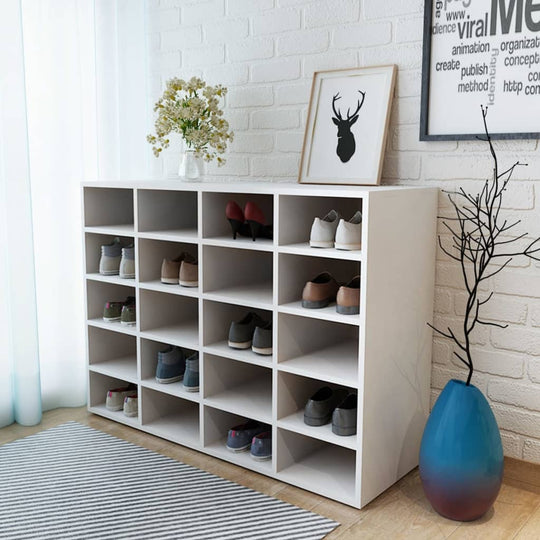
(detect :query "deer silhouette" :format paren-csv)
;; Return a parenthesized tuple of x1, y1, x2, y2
(331, 91, 366, 163)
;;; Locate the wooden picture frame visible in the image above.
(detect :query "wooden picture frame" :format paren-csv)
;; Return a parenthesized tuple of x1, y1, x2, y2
(420, 0, 540, 141)
(299, 65, 396, 186)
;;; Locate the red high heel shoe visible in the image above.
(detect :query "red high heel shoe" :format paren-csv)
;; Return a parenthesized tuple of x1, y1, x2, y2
(244, 202, 272, 241)
(226, 201, 245, 239)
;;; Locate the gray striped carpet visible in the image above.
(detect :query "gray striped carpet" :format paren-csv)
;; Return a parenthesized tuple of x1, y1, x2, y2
(0, 422, 339, 539)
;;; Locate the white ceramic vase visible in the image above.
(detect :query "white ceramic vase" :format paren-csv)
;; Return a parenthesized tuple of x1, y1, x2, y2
(178, 150, 201, 180)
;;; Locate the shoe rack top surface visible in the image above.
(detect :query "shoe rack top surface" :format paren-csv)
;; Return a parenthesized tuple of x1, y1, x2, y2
(81, 178, 437, 197)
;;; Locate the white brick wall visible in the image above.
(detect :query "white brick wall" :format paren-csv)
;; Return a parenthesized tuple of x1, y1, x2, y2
(147, 0, 540, 464)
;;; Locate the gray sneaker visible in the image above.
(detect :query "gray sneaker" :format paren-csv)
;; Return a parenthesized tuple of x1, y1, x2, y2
(332, 393, 357, 436)
(183, 352, 199, 392)
(156, 346, 185, 383)
(304, 386, 348, 426)
(228, 312, 266, 350)
(99, 238, 123, 275)
(252, 322, 272, 356)
(119, 244, 135, 279)
(226, 420, 266, 452)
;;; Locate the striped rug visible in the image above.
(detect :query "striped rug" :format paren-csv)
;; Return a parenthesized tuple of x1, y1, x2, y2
(0, 422, 339, 539)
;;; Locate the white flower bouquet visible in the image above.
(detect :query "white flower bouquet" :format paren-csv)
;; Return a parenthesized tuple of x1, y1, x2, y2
(147, 77, 234, 165)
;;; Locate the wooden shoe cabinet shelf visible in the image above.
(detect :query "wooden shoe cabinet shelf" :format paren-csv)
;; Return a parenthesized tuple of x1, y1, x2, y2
(82, 180, 438, 508)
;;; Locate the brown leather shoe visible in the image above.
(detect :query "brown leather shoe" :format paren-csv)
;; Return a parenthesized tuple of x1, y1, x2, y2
(301, 272, 340, 309)
(179, 253, 198, 287)
(336, 276, 360, 315)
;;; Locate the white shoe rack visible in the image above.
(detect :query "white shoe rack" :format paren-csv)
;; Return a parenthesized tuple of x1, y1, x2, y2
(82, 180, 438, 508)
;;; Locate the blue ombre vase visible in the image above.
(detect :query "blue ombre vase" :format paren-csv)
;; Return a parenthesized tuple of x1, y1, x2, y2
(419, 379, 503, 521)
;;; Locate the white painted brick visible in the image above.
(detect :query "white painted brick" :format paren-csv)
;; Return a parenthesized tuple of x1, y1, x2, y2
(222, 110, 249, 131)
(230, 132, 274, 153)
(332, 22, 392, 49)
(381, 154, 420, 180)
(226, 0, 274, 16)
(183, 45, 224, 67)
(251, 58, 300, 83)
(436, 261, 464, 289)
(228, 38, 274, 62)
(488, 379, 540, 412)
(182, 0, 224, 24)
(500, 431, 522, 459)
(277, 29, 329, 56)
(432, 314, 489, 346)
(434, 287, 452, 314)
(151, 8, 180, 32)
(494, 271, 540, 298)
(303, 52, 357, 77)
(468, 348, 524, 379)
(396, 70, 421, 98)
(363, 43, 423, 71)
(432, 338, 452, 365)
(453, 292, 527, 325)
(493, 404, 540, 438)
(227, 86, 273, 108)
(432, 365, 486, 393)
(206, 155, 249, 176)
(251, 155, 300, 177)
(423, 155, 493, 181)
(203, 19, 248, 45)
(529, 359, 540, 383)
(203, 64, 249, 86)
(458, 139, 538, 153)
(252, 9, 301, 35)
(251, 109, 299, 129)
(276, 83, 311, 105)
(491, 326, 540, 356)
(161, 26, 202, 51)
(393, 125, 457, 152)
(278, 0, 313, 5)
(275, 131, 304, 153)
(395, 16, 423, 43)
(498, 182, 534, 210)
(151, 51, 181, 74)
(364, 0, 423, 20)
(304, 0, 359, 28)
(523, 439, 540, 462)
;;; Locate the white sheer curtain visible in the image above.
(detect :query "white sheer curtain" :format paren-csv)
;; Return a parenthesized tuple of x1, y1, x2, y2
(0, 0, 148, 426)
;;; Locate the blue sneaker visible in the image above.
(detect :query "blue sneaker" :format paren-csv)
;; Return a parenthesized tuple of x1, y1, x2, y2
(156, 346, 185, 383)
(183, 352, 199, 392)
(226, 420, 266, 453)
(250, 431, 272, 461)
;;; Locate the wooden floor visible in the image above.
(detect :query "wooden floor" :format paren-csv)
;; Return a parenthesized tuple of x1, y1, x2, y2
(2, 408, 540, 539)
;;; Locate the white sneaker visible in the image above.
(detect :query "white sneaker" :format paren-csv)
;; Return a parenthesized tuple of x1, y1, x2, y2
(309, 210, 341, 248)
(335, 211, 362, 251)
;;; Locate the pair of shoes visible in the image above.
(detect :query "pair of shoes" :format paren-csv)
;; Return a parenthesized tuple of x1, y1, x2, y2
(226, 201, 273, 241)
(302, 272, 360, 315)
(304, 386, 357, 436)
(161, 252, 198, 287)
(310, 210, 362, 251)
(103, 296, 136, 325)
(99, 238, 135, 278)
(155, 346, 199, 391)
(226, 420, 272, 460)
(228, 312, 272, 355)
(105, 386, 138, 417)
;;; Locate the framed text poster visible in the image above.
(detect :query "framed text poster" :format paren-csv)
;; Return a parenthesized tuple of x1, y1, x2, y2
(420, 0, 540, 140)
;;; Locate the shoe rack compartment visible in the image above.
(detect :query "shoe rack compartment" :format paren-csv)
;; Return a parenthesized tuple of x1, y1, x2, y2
(278, 313, 359, 386)
(276, 428, 356, 506)
(277, 371, 357, 450)
(139, 289, 198, 349)
(278, 253, 360, 325)
(137, 189, 198, 242)
(202, 192, 273, 250)
(88, 326, 137, 383)
(88, 371, 140, 427)
(83, 187, 134, 234)
(141, 386, 200, 448)
(202, 246, 273, 308)
(203, 405, 273, 474)
(204, 354, 272, 424)
(86, 280, 136, 334)
(140, 337, 199, 401)
(202, 300, 272, 366)
(278, 195, 362, 254)
(138, 238, 199, 296)
(84, 233, 135, 284)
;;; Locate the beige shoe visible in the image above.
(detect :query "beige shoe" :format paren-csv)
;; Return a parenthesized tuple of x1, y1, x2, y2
(336, 276, 361, 315)
(123, 394, 138, 417)
(105, 387, 136, 411)
(301, 272, 340, 309)
(335, 211, 362, 251)
(161, 252, 190, 284)
(179, 254, 198, 287)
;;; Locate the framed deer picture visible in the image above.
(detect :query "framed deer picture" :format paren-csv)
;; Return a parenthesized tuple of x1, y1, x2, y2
(299, 65, 396, 185)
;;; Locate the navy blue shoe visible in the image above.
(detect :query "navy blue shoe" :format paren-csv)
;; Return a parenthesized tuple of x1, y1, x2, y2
(250, 431, 272, 461)
(226, 420, 266, 453)
(156, 346, 185, 383)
